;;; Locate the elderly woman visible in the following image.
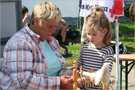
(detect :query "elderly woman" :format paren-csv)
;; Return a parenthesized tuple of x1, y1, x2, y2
(0, 2, 73, 90)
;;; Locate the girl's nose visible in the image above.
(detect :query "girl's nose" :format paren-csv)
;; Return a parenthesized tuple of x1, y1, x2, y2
(89, 35, 92, 39)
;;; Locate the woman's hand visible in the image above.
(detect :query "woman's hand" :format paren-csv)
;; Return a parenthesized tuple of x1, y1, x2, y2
(60, 75, 73, 89)
(77, 78, 83, 88)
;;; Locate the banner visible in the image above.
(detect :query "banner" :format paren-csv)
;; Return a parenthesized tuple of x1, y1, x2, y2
(80, 0, 124, 22)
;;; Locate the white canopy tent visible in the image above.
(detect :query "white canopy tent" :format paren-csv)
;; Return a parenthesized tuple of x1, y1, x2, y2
(22, 0, 79, 25)
(80, 0, 125, 90)
(22, 0, 79, 17)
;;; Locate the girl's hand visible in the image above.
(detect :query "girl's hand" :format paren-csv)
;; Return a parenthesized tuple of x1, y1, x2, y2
(77, 78, 83, 88)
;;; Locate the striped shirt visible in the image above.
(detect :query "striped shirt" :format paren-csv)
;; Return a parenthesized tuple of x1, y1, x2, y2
(78, 43, 114, 90)
(0, 25, 67, 90)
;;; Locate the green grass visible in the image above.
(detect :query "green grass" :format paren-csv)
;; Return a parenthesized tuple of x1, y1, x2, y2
(60, 20, 134, 66)
(111, 21, 135, 35)
(60, 43, 81, 66)
(119, 37, 135, 54)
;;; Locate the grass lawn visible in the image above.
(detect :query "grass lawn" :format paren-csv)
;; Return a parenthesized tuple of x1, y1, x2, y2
(60, 20, 135, 67)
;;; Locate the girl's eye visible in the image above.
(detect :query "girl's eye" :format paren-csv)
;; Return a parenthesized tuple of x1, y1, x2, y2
(93, 34, 96, 36)
(87, 33, 90, 35)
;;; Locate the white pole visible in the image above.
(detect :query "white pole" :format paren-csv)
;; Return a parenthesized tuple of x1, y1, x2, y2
(115, 19, 120, 90)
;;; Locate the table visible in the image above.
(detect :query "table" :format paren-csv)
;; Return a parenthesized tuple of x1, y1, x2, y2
(114, 54, 135, 90)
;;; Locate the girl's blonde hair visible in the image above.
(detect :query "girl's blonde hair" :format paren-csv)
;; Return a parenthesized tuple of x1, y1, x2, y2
(85, 6, 112, 45)
(30, 2, 62, 25)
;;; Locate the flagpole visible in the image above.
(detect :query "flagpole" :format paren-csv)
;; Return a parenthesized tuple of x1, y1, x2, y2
(115, 19, 120, 90)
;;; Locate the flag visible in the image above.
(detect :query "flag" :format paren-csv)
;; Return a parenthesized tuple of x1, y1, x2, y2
(80, 0, 124, 22)
(113, 0, 124, 20)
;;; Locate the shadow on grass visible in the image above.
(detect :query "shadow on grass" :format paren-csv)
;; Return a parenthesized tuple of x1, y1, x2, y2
(111, 21, 134, 36)
(126, 46, 134, 54)
(119, 37, 134, 42)
(119, 37, 134, 54)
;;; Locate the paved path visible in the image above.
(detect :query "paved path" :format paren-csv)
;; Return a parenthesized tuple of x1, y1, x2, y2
(110, 61, 135, 90)
(76, 61, 135, 90)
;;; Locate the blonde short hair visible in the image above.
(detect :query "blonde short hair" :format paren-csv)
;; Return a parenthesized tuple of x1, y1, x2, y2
(85, 6, 112, 45)
(30, 2, 62, 24)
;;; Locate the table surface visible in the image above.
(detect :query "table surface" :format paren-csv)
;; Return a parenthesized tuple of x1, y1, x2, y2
(114, 54, 135, 61)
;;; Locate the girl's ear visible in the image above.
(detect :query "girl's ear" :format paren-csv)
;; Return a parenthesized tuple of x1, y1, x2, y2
(34, 16, 39, 26)
(103, 28, 108, 35)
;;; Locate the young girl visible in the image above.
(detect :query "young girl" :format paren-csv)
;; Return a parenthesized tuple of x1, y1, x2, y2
(77, 6, 114, 89)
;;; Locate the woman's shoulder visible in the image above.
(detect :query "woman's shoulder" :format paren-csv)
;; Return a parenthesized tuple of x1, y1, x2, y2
(6, 28, 36, 47)
(7, 29, 27, 42)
